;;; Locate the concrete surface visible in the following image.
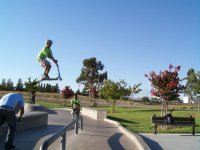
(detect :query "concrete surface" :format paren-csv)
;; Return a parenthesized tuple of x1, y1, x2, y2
(0, 109, 139, 150)
(140, 133, 200, 150)
(0, 111, 48, 139)
(105, 118, 150, 150)
(66, 115, 138, 150)
(82, 107, 107, 121)
(2, 106, 198, 150)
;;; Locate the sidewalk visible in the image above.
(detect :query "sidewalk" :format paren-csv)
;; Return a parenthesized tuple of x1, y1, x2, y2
(0, 109, 139, 150)
(140, 133, 200, 150)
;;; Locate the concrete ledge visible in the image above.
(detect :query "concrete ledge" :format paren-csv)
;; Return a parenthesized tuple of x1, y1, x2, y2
(17, 111, 48, 131)
(25, 103, 50, 112)
(81, 107, 150, 150)
(0, 105, 48, 139)
(104, 118, 151, 150)
(82, 107, 107, 121)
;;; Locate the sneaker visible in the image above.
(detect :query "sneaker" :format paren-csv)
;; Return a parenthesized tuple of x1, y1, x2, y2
(42, 74, 50, 80)
(42, 74, 46, 78)
(45, 74, 50, 79)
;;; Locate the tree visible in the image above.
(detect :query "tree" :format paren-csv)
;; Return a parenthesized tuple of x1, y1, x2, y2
(76, 89, 81, 95)
(90, 86, 99, 107)
(142, 96, 150, 102)
(100, 79, 127, 113)
(184, 68, 196, 104)
(184, 69, 200, 114)
(130, 83, 142, 108)
(51, 83, 60, 93)
(76, 57, 107, 97)
(61, 86, 74, 99)
(118, 80, 132, 98)
(45, 83, 52, 93)
(15, 78, 24, 91)
(194, 72, 200, 95)
(7, 78, 14, 91)
(24, 78, 40, 104)
(145, 64, 184, 116)
(1, 79, 7, 90)
(185, 69, 200, 96)
(81, 86, 89, 96)
(90, 86, 99, 98)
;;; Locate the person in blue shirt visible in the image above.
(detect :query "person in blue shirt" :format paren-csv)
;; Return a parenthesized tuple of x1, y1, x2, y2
(0, 93, 24, 150)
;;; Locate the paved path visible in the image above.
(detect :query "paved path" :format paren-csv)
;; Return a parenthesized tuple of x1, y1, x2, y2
(140, 133, 200, 150)
(0, 109, 138, 150)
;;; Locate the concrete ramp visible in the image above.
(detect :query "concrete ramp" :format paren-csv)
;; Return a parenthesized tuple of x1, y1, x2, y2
(0, 104, 48, 140)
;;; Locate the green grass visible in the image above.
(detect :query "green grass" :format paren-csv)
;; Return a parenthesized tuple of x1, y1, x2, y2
(30, 101, 67, 109)
(25, 98, 72, 109)
(25, 99, 200, 134)
(97, 106, 200, 134)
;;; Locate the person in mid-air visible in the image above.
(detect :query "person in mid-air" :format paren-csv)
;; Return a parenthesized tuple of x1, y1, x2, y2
(37, 39, 58, 79)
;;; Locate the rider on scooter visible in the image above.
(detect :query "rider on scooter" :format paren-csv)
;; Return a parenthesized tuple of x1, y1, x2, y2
(37, 39, 58, 79)
(71, 93, 80, 120)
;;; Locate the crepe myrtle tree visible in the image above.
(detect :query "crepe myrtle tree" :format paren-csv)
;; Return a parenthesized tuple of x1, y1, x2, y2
(89, 86, 99, 107)
(61, 85, 74, 106)
(61, 86, 74, 99)
(145, 64, 184, 116)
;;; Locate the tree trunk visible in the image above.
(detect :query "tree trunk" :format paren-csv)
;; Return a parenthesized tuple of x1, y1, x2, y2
(130, 100, 134, 109)
(111, 100, 115, 113)
(161, 100, 168, 116)
(188, 94, 193, 104)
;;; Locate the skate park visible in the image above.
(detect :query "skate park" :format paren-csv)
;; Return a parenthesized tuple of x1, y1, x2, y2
(1, 103, 199, 150)
(1, 1, 200, 150)
(0, 104, 148, 150)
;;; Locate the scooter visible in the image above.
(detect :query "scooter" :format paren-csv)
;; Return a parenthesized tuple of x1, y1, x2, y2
(41, 64, 62, 81)
(71, 108, 80, 120)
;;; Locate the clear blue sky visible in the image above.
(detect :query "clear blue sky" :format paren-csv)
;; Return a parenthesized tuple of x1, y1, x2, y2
(0, 0, 199, 97)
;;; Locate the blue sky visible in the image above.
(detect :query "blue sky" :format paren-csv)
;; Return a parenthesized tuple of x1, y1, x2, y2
(0, 0, 199, 97)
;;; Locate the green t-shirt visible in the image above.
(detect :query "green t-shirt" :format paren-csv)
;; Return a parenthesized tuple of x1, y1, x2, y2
(71, 99, 80, 108)
(37, 47, 53, 60)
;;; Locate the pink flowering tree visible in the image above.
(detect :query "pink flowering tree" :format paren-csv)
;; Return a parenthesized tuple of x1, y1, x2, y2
(89, 86, 99, 106)
(61, 86, 74, 99)
(61, 86, 74, 106)
(145, 64, 184, 115)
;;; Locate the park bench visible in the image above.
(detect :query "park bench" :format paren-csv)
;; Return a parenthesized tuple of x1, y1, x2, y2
(152, 114, 196, 135)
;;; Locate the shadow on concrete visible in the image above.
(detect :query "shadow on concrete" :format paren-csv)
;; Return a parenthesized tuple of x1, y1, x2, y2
(108, 133, 126, 150)
(83, 129, 119, 134)
(84, 124, 118, 129)
(25, 104, 58, 114)
(139, 134, 163, 150)
(78, 133, 110, 138)
(107, 116, 136, 124)
(0, 124, 71, 150)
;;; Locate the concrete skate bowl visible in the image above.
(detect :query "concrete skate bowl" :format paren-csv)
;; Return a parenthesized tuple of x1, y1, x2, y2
(0, 104, 49, 139)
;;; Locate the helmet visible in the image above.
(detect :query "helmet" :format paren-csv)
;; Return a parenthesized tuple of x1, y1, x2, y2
(45, 39, 53, 45)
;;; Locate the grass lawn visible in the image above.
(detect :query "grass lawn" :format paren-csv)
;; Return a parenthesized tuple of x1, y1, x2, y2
(33, 101, 67, 109)
(98, 106, 200, 134)
(27, 100, 200, 134)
